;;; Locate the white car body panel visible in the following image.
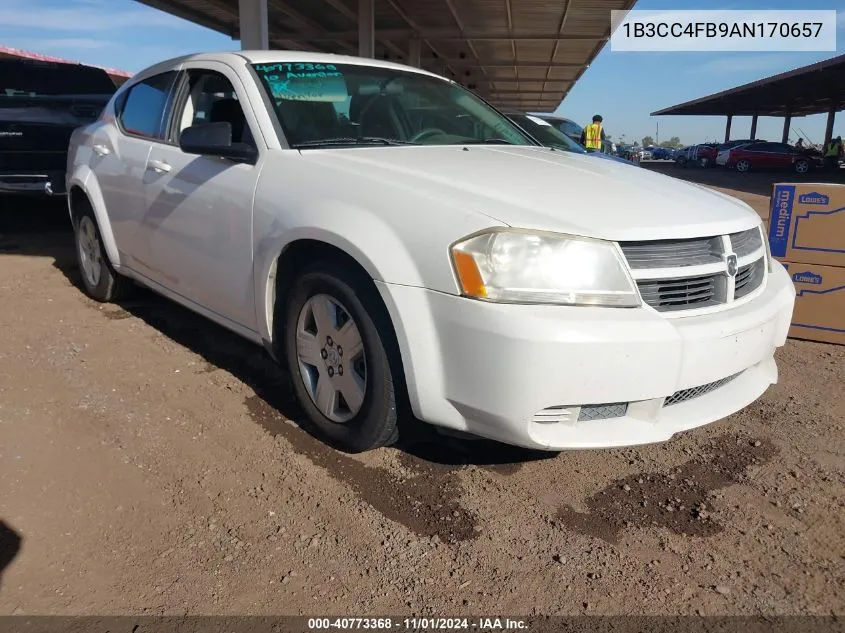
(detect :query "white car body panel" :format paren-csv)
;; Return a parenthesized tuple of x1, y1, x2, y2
(66, 50, 796, 451)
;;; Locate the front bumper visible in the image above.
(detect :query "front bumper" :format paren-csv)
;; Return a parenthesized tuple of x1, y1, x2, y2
(377, 261, 796, 451)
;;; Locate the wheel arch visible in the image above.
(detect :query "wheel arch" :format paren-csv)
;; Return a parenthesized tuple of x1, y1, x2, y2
(67, 171, 122, 269)
(261, 237, 413, 417)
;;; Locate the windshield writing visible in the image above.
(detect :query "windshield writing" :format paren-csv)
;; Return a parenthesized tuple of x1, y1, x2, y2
(252, 62, 535, 149)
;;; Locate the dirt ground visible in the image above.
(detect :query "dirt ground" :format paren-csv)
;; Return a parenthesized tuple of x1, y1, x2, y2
(0, 168, 843, 617)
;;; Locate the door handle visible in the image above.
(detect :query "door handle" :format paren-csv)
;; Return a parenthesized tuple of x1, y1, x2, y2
(92, 144, 110, 156)
(148, 159, 172, 174)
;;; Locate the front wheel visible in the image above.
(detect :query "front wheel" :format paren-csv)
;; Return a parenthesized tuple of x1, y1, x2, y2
(794, 159, 810, 174)
(735, 159, 751, 173)
(284, 262, 399, 453)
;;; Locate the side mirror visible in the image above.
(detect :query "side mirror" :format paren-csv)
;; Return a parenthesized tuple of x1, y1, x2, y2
(179, 122, 257, 163)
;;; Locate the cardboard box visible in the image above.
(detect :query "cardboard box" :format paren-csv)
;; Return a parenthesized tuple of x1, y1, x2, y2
(768, 183, 845, 267)
(781, 261, 845, 345)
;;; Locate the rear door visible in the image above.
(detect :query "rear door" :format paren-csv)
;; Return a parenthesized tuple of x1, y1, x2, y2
(92, 70, 178, 263)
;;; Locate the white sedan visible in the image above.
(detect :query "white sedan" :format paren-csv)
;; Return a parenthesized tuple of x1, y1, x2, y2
(67, 51, 796, 453)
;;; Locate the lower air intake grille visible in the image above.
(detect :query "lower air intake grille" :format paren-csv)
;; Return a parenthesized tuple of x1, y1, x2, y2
(637, 274, 724, 312)
(664, 372, 742, 407)
(577, 403, 628, 421)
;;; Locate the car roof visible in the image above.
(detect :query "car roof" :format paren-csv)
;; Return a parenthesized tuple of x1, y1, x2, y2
(127, 50, 446, 86)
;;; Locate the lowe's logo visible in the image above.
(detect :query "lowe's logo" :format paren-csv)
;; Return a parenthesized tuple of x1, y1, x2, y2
(798, 192, 829, 205)
(793, 271, 823, 284)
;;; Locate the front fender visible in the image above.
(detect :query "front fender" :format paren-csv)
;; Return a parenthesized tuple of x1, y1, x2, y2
(252, 201, 428, 345)
(67, 165, 122, 270)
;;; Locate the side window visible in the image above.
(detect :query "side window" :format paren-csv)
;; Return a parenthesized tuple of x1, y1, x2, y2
(174, 69, 256, 148)
(118, 71, 177, 140)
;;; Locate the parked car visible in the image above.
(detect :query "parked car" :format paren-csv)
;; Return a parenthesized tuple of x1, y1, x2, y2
(503, 111, 634, 166)
(532, 114, 585, 146)
(1, 57, 117, 196)
(714, 139, 761, 166)
(718, 141, 823, 173)
(67, 51, 796, 454)
(650, 147, 674, 160)
(694, 143, 719, 167)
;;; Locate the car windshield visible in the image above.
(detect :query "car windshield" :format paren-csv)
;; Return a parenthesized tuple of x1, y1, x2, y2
(507, 113, 587, 154)
(251, 61, 536, 149)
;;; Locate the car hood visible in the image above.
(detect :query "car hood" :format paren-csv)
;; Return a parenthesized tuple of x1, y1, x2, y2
(297, 145, 761, 241)
(589, 151, 634, 166)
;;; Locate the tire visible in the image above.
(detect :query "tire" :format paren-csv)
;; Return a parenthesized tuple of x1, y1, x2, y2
(735, 159, 750, 173)
(73, 201, 133, 302)
(284, 260, 399, 453)
(794, 159, 810, 174)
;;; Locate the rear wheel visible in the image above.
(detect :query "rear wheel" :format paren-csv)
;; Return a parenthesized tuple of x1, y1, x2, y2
(284, 261, 399, 453)
(735, 159, 750, 173)
(73, 203, 132, 302)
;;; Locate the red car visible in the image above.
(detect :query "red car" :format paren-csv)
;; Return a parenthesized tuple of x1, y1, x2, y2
(718, 141, 823, 174)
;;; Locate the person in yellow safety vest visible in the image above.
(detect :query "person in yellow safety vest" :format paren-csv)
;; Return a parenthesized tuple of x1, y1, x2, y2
(580, 114, 606, 152)
(824, 136, 842, 171)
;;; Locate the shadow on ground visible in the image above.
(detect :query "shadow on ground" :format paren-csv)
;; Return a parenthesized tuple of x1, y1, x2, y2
(1, 197, 554, 473)
(0, 521, 22, 592)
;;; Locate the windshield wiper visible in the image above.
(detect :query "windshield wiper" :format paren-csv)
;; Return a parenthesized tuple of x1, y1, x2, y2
(291, 137, 418, 149)
(452, 138, 516, 145)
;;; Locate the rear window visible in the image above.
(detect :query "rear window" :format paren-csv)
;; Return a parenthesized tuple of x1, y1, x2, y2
(0, 59, 116, 96)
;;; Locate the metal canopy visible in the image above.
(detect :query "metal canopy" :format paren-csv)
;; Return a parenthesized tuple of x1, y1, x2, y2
(652, 53, 845, 118)
(134, 0, 635, 113)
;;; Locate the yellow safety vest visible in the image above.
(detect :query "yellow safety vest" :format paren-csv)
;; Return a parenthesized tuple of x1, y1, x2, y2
(825, 141, 841, 157)
(584, 123, 602, 149)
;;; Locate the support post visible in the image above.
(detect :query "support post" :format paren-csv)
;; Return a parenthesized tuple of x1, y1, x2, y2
(724, 115, 733, 143)
(358, 0, 375, 58)
(750, 115, 758, 140)
(824, 108, 836, 147)
(408, 37, 421, 68)
(238, 0, 268, 50)
(781, 115, 792, 143)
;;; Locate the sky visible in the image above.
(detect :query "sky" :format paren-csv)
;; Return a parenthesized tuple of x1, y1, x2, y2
(0, 0, 843, 147)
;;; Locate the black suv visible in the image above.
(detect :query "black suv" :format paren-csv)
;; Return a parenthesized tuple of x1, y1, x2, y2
(1, 57, 117, 196)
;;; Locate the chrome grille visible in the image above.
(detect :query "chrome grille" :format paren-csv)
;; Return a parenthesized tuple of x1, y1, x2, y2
(735, 258, 765, 299)
(664, 372, 743, 407)
(619, 237, 722, 269)
(637, 274, 724, 312)
(577, 403, 628, 421)
(620, 228, 767, 314)
(728, 228, 763, 258)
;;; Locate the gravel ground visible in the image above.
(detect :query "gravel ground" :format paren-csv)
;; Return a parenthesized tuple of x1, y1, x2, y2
(0, 181, 842, 617)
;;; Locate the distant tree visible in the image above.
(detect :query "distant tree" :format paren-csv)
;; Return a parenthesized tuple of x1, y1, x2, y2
(642, 135, 655, 147)
(659, 136, 683, 149)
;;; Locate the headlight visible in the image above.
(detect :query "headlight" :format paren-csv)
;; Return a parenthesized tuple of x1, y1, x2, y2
(450, 229, 640, 307)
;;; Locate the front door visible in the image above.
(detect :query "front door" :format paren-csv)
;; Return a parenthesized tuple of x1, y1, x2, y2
(131, 63, 263, 331)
